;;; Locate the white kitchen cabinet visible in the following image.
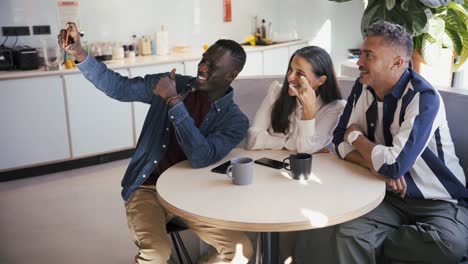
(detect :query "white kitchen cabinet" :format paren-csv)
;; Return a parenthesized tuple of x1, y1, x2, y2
(239, 51, 263, 77)
(0, 41, 309, 172)
(184, 59, 199, 77)
(288, 42, 308, 57)
(0, 76, 70, 171)
(64, 69, 134, 158)
(129, 63, 184, 141)
(263, 47, 289, 76)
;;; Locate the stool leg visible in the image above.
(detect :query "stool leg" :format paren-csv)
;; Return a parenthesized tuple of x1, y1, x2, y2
(175, 233, 193, 264)
(170, 233, 184, 264)
(256, 232, 262, 264)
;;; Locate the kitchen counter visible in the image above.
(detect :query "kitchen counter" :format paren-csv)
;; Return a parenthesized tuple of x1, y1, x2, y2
(0, 39, 309, 172)
(0, 39, 308, 80)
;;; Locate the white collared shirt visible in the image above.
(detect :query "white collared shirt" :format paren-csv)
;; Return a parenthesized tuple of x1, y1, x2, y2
(246, 81, 346, 153)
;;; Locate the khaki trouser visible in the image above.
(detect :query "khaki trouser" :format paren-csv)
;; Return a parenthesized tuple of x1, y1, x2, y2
(125, 185, 254, 264)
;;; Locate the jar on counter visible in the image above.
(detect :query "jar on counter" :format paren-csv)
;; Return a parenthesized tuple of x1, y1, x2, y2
(112, 42, 125, 60)
(128, 45, 136, 59)
(139, 36, 151, 56)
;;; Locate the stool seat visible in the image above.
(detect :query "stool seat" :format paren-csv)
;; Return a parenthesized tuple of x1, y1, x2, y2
(166, 221, 189, 233)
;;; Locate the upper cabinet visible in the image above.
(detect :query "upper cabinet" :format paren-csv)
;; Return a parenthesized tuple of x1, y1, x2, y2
(0, 76, 70, 171)
(63, 69, 134, 158)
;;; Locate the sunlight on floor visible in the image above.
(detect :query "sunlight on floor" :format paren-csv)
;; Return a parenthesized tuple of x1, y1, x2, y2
(231, 243, 248, 264)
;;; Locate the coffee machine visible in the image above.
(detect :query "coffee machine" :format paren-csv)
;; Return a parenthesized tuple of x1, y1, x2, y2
(12, 46, 39, 70)
(0, 46, 39, 70)
(0, 48, 14, 70)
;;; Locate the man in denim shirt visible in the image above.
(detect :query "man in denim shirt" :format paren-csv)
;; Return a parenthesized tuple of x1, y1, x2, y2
(59, 23, 252, 264)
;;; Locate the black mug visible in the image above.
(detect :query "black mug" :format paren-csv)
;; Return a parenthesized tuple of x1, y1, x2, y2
(283, 153, 312, 180)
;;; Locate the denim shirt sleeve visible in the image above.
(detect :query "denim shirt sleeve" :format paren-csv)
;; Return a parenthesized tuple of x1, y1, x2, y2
(167, 102, 249, 168)
(77, 54, 163, 104)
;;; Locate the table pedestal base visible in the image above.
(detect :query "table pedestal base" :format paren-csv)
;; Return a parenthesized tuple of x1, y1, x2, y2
(255, 232, 280, 264)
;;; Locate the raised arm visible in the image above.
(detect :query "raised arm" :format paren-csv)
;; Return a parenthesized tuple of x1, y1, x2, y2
(59, 22, 157, 104)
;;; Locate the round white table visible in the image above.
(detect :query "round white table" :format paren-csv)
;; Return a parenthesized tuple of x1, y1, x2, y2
(157, 148, 385, 263)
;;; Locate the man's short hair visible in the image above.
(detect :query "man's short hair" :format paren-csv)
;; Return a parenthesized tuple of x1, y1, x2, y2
(213, 39, 247, 73)
(364, 21, 413, 60)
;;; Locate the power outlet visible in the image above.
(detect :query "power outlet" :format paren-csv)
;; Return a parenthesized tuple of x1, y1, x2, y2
(33, 25, 51, 35)
(2, 26, 30, 36)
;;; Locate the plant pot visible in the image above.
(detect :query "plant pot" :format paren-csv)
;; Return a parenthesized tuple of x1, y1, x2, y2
(412, 49, 454, 88)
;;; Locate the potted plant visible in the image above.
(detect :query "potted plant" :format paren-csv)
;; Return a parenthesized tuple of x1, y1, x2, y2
(412, 2, 468, 71)
(329, 0, 468, 85)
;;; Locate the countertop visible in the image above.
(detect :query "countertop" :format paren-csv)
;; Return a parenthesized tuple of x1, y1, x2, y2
(0, 40, 307, 80)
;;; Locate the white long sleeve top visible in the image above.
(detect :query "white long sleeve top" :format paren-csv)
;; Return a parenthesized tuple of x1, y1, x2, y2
(246, 81, 346, 153)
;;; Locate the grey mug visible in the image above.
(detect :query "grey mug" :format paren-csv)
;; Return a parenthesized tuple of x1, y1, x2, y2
(226, 157, 253, 185)
(282, 153, 312, 180)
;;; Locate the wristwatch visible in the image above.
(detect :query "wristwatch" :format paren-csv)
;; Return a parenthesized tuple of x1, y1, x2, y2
(347, 131, 363, 145)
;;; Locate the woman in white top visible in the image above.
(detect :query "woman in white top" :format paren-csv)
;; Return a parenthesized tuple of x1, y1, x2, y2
(246, 46, 346, 153)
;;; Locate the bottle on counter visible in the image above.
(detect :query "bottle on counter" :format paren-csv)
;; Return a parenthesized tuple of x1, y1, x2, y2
(123, 44, 129, 58)
(261, 19, 266, 39)
(132, 35, 140, 56)
(90, 42, 102, 57)
(112, 42, 125, 60)
(151, 33, 157, 55)
(139, 36, 151, 56)
(156, 25, 169, 56)
(103, 42, 113, 60)
(128, 44, 136, 59)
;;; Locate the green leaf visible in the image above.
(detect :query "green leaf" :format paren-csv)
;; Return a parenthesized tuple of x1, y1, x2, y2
(454, 31, 468, 70)
(386, 0, 396, 10)
(418, 0, 454, 8)
(361, 0, 429, 36)
(442, 5, 468, 70)
(441, 31, 455, 50)
(442, 6, 468, 55)
(421, 34, 442, 65)
(426, 17, 446, 41)
(446, 2, 468, 27)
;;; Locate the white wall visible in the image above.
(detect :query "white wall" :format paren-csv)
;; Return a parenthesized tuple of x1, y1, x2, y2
(0, 0, 280, 49)
(0, 0, 364, 74)
(278, 0, 364, 74)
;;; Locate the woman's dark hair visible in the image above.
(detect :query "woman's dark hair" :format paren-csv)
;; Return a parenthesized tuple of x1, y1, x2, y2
(270, 46, 342, 134)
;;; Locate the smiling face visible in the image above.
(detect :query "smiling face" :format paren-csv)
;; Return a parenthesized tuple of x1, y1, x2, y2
(196, 45, 238, 93)
(357, 36, 401, 89)
(286, 55, 325, 96)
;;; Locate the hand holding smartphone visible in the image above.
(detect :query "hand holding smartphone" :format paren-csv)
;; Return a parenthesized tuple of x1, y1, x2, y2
(65, 27, 70, 46)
